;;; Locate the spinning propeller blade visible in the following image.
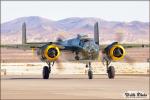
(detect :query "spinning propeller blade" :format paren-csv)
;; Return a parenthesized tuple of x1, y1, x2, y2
(56, 58, 64, 71)
(114, 29, 125, 43)
(114, 30, 135, 64)
(55, 52, 69, 71)
(31, 48, 37, 59)
(124, 55, 135, 64)
(56, 33, 66, 42)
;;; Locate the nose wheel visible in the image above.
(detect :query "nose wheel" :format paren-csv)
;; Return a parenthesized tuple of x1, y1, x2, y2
(88, 70, 93, 79)
(86, 62, 93, 79)
(75, 52, 80, 60)
(75, 56, 80, 60)
(42, 62, 53, 79)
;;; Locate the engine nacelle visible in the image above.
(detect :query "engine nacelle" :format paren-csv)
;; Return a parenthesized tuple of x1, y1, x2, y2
(103, 42, 126, 61)
(43, 44, 60, 61)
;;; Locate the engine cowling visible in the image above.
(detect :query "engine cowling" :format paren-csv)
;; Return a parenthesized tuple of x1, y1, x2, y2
(43, 44, 60, 61)
(103, 42, 126, 61)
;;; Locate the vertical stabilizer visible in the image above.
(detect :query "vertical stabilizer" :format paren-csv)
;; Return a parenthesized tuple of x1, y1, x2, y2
(94, 22, 99, 45)
(22, 22, 27, 44)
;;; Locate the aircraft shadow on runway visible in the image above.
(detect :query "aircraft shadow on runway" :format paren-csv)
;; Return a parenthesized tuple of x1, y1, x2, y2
(1, 76, 140, 80)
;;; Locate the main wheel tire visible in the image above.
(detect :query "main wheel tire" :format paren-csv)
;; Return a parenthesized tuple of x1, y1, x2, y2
(43, 66, 50, 79)
(88, 70, 93, 79)
(107, 66, 115, 79)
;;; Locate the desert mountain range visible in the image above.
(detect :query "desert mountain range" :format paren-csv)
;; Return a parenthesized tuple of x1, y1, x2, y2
(1, 16, 149, 44)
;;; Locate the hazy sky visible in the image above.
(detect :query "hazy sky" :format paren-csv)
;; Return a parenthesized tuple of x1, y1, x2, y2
(1, 1, 149, 23)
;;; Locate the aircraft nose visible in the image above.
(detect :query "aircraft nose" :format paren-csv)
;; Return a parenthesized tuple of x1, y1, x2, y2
(87, 46, 96, 57)
(83, 41, 99, 59)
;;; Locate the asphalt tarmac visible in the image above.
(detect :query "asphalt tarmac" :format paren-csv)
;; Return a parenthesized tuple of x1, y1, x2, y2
(1, 74, 149, 99)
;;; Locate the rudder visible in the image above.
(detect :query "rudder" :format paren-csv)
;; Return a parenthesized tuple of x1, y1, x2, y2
(22, 22, 27, 45)
(94, 22, 99, 45)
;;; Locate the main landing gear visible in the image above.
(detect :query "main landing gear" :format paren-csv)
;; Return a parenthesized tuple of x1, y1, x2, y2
(105, 61, 115, 79)
(86, 62, 93, 79)
(42, 62, 54, 79)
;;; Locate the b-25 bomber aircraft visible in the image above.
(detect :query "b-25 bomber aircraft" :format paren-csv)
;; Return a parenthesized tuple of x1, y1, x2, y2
(15, 22, 126, 79)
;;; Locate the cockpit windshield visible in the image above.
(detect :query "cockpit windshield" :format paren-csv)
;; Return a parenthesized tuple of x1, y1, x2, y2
(79, 39, 93, 47)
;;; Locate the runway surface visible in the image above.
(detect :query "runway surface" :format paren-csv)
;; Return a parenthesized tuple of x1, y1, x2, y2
(1, 74, 149, 99)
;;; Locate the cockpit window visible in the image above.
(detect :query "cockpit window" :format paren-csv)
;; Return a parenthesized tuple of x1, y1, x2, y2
(79, 39, 89, 47)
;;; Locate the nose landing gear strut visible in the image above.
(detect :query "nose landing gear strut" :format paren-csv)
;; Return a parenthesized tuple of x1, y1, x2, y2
(86, 62, 93, 79)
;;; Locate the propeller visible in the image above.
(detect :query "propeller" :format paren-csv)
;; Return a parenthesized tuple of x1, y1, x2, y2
(55, 51, 69, 72)
(114, 29, 125, 43)
(56, 33, 66, 42)
(98, 30, 136, 65)
(56, 58, 65, 71)
(114, 29, 135, 64)
(124, 56, 135, 64)
(31, 48, 37, 59)
(55, 33, 70, 71)
(98, 49, 106, 65)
